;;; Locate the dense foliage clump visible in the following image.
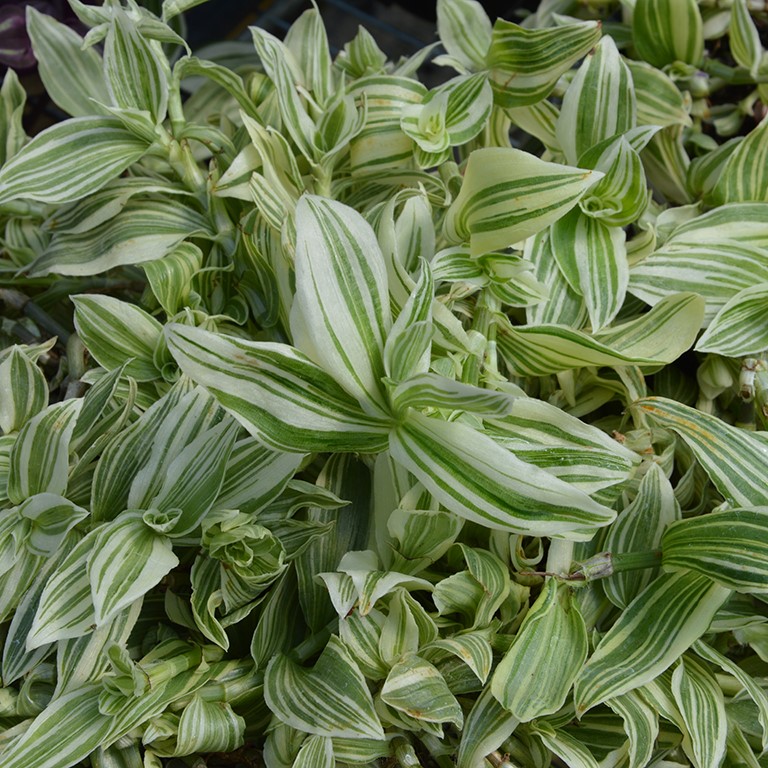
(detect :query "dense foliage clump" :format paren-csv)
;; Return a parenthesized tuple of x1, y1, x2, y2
(1, 0, 768, 766)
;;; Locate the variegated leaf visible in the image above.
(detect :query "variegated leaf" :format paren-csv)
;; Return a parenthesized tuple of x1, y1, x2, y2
(174, 695, 244, 756)
(444, 147, 603, 256)
(672, 656, 727, 768)
(550, 209, 628, 330)
(31, 199, 211, 276)
(492, 578, 587, 721)
(711, 116, 768, 204)
(7, 399, 82, 504)
(605, 690, 659, 768)
(264, 635, 385, 739)
(636, 397, 768, 507)
(381, 654, 464, 727)
(73, 294, 163, 382)
(292, 735, 333, 768)
(626, 60, 691, 128)
(730, 0, 763, 78)
(26, 6, 110, 118)
(497, 292, 704, 376)
(389, 410, 616, 539)
(557, 36, 636, 166)
(456, 685, 519, 768)
(632, 0, 703, 68)
(0, 347, 48, 434)
(603, 463, 679, 609)
(284, 7, 333, 108)
(574, 571, 731, 713)
(0, 117, 149, 206)
(166, 324, 392, 453)
(662, 508, 768, 594)
(529, 721, 599, 768)
(89, 512, 178, 625)
(291, 196, 392, 415)
(436, 0, 492, 72)
(487, 17, 601, 108)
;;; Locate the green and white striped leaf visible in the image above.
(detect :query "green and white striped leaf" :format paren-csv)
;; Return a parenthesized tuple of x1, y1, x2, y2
(605, 690, 659, 768)
(175, 695, 244, 756)
(688, 137, 742, 201)
(389, 410, 616, 539)
(487, 18, 601, 108)
(284, 7, 333, 107)
(32, 199, 210, 276)
(142, 242, 202, 316)
(381, 654, 464, 727)
(104, 7, 169, 124)
(550, 209, 628, 330)
(529, 721, 599, 768)
(632, 0, 703, 68)
(695, 283, 768, 357)
(390, 373, 514, 418)
(579, 138, 649, 227)
(604, 463, 679, 609)
(730, 0, 763, 78)
(456, 685, 519, 768)
(0, 347, 47, 434)
(292, 735, 333, 768)
(574, 571, 731, 713)
(89, 512, 178, 625)
(557, 36, 636, 166)
(436, 0, 492, 72)
(662, 508, 768, 594)
(8, 399, 82, 504)
(693, 639, 768, 751)
(26, 7, 110, 118)
(672, 656, 727, 768)
(492, 578, 588, 721)
(264, 635, 385, 739)
(626, 60, 691, 128)
(291, 196, 392, 415)
(251, 28, 316, 162)
(444, 147, 603, 256)
(636, 397, 768, 507)
(27, 531, 97, 648)
(73, 295, 162, 382)
(0, 69, 27, 167)
(338, 607, 388, 680)
(711, 116, 768, 204)
(166, 324, 392, 453)
(423, 630, 493, 684)
(0, 117, 149, 206)
(498, 292, 704, 376)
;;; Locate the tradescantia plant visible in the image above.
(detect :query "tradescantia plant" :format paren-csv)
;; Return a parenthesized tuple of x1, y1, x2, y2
(2, 0, 768, 765)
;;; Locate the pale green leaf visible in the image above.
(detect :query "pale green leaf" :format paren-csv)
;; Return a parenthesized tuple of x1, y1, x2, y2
(26, 7, 109, 118)
(487, 17, 601, 108)
(291, 195, 392, 415)
(491, 578, 587, 721)
(264, 635, 385, 739)
(672, 656, 727, 768)
(444, 147, 603, 256)
(632, 0, 703, 68)
(574, 571, 731, 713)
(166, 324, 392, 453)
(0, 117, 148, 206)
(389, 410, 616, 539)
(636, 397, 768, 507)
